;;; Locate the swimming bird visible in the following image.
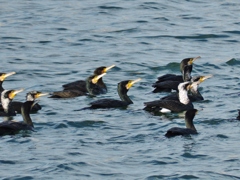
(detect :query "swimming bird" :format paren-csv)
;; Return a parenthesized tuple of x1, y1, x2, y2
(49, 65, 115, 98)
(152, 56, 200, 92)
(0, 72, 16, 101)
(160, 75, 212, 102)
(165, 109, 198, 137)
(237, 110, 240, 120)
(9, 91, 48, 114)
(80, 78, 141, 109)
(0, 91, 47, 136)
(0, 89, 24, 116)
(86, 73, 109, 96)
(144, 82, 193, 113)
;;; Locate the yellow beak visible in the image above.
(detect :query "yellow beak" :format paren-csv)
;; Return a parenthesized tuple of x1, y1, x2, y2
(35, 92, 49, 99)
(9, 88, 24, 99)
(103, 65, 115, 73)
(91, 73, 107, 84)
(0, 72, 16, 81)
(189, 56, 201, 65)
(200, 74, 213, 83)
(126, 78, 141, 90)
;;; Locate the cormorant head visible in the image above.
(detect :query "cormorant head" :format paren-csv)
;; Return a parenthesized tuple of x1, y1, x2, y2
(191, 75, 212, 88)
(26, 91, 49, 101)
(3, 89, 24, 100)
(180, 56, 201, 74)
(118, 78, 141, 94)
(0, 72, 16, 82)
(91, 73, 107, 84)
(94, 65, 115, 75)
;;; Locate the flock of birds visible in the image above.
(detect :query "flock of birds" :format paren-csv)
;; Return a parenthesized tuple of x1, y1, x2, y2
(0, 56, 239, 137)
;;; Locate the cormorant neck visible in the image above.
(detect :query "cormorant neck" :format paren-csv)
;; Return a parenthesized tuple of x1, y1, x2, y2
(185, 114, 197, 131)
(21, 101, 34, 127)
(0, 81, 3, 92)
(96, 78, 107, 89)
(182, 65, 192, 81)
(118, 85, 133, 104)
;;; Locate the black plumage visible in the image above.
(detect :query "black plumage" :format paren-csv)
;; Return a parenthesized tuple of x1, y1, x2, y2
(160, 75, 212, 102)
(165, 109, 198, 137)
(153, 56, 200, 92)
(237, 110, 240, 120)
(82, 78, 141, 109)
(49, 65, 115, 98)
(0, 101, 35, 136)
(9, 91, 48, 114)
(144, 82, 193, 113)
(0, 91, 47, 136)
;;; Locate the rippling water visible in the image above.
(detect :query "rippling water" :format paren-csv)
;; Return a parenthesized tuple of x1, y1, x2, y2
(1, 1, 240, 179)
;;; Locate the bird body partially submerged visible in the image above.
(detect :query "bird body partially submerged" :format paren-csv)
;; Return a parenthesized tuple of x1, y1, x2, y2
(165, 109, 198, 137)
(153, 56, 200, 93)
(49, 65, 115, 98)
(81, 78, 141, 109)
(237, 110, 240, 120)
(144, 82, 193, 113)
(0, 92, 47, 136)
(160, 75, 212, 102)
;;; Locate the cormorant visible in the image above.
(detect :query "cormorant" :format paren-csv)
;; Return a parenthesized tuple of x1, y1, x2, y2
(9, 91, 48, 114)
(237, 110, 240, 120)
(49, 65, 115, 98)
(0, 91, 47, 136)
(144, 82, 193, 113)
(160, 75, 212, 102)
(165, 109, 198, 137)
(86, 73, 108, 96)
(152, 56, 200, 92)
(0, 89, 24, 116)
(80, 78, 141, 109)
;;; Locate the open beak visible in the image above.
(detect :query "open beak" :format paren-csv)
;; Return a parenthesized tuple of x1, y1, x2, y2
(9, 88, 24, 99)
(0, 72, 16, 81)
(103, 65, 115, 73)
(91, 73, 107, 84)
(126, 78, 141, 90)
(189, 56, 201, 65)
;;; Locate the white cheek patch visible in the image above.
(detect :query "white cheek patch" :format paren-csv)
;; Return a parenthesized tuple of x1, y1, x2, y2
(160, 108, 171, 113)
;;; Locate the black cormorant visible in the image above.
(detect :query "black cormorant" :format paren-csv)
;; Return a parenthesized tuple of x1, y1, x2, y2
(237, 110, 240, 120)
(9, 91, 48, 114)
(0, 91, 47, 136)
(49, 65, 115, 98)
(0, 89, 24, 116)
(81, 78, 141, 109)
(165, 109, 198, 137)
(153, 56, 200, 92)
(144, 82, 193, 113)
(160, 75, 212, 102)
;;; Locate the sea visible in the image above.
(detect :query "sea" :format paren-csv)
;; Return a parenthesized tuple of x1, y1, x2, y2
(0, 0, 240, 179)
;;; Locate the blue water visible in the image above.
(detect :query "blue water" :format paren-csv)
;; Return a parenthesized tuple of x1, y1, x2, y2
(1, 1, 240, 179)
